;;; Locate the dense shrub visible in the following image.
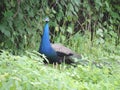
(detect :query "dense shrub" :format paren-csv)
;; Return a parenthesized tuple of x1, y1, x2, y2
(0, 0, 119, 53)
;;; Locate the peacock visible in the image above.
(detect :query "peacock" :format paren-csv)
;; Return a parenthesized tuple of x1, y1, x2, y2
(38, 17, 111, 68)
(39, 17, 81, 64)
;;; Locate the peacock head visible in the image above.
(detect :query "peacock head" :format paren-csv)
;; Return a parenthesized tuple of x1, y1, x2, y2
(44, 17, 49, 22)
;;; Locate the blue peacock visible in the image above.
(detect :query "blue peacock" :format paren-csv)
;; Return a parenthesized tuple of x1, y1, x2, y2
(39, 17, 81, 64)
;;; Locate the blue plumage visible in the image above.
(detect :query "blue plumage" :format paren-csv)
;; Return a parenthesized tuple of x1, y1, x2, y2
(39, 19, 59, 64)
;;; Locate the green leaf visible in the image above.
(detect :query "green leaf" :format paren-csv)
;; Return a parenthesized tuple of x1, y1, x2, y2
(111, 11, 119, 19)
(52, 8, 56, 14)
(0, 25, 11, 37)
(96, 28, 103, 37)
(73, 0, 81, 6)
(67, 27, 73, 34)
(3, 10, 14, 18)
(69, 4, 74, 12)
(61, 35, 66, 41)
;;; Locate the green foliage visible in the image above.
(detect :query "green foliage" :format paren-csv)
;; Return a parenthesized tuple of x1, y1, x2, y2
(0, 1, 120, 89)
(0, 0, 119, 53)
(0, 45, 120, 90)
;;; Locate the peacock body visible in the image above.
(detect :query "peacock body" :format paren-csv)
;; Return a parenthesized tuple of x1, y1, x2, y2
(38, 18, 111, 68)
(39, 18, 81, 64)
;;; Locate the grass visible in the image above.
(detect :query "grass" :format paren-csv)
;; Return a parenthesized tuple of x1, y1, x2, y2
(0, 34, 120, 90)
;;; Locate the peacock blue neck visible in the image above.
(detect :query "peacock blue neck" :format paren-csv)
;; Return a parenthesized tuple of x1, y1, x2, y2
(39, 21, 60, 63)
(41, 22, 51, 47)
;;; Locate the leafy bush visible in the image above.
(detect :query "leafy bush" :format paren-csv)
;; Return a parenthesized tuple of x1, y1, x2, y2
(0, 0, 119, 53)
(0, 43, 120, 90)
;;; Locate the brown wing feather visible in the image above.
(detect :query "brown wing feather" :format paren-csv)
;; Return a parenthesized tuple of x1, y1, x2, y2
(51, 43, 81, 64)
(51, 43, 75, 55)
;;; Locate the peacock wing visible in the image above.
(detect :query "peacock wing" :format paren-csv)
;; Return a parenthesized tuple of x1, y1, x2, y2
(51, 43, 81, 64)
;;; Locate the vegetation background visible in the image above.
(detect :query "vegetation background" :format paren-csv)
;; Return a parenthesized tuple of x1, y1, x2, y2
(0, 0, 120, 90)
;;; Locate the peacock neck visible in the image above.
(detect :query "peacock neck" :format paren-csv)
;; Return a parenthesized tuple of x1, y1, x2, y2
(39, 21, 60, 63)
(41, 22, 51, 47)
